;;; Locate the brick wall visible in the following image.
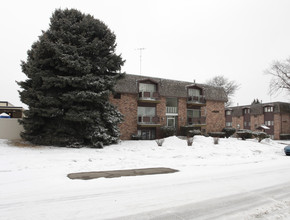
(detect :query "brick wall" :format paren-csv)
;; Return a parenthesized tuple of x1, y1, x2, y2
(232, 116, 243, 130)
(205, 101, 225, 133)
(178, 97, 187, 128)
(109, 93, 138, 140)
(274, 114, 281, 140)
(156, 97, 167, 138)
(156, 97, 166, 127)
(281, 113, 290, 134)
(251, 114, 264, 131)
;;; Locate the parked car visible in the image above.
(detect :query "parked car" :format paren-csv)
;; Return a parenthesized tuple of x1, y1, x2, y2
(284, 145, 290, 156)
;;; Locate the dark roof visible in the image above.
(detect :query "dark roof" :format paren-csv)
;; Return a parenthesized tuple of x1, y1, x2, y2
(226, 102, 290, 116)
(115, 74, 228, 102)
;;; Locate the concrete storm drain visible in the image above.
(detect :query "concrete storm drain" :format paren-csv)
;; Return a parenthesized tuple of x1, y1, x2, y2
(67, 167, 179, 180)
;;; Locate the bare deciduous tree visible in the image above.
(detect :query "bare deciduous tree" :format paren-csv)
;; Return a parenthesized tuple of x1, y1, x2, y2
(265, 57, 290, 96)
(206, 75, 240, 107)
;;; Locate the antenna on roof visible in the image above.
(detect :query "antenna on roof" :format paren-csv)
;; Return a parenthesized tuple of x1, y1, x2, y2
(136, 48, 145, 75)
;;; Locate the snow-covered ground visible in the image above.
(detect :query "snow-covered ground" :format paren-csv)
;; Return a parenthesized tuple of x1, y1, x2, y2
(0, 136, 290, 220)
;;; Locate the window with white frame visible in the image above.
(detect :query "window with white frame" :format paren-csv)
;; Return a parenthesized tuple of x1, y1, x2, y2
(265, 121, 274, 126)
(244, 121, 251, 127)
(226, 110, 232, 116)
(188, 88, 201, 96)
(137, 106, 156, 116)
(264, 106, 274, 112)
(226, 122, 232, 127)
(243, 108, 250, 114)
(139, 83, 156, 93)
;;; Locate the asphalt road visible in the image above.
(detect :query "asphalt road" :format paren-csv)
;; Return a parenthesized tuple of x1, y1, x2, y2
(107, 164, 290, 220)
(118, 182, 290, 220)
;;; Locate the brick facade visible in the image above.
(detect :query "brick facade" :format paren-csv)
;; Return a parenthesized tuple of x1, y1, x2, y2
(274, 114, 281, 140)
(177, 97, 187, 128)
(205, 101, 226, 132)
(109, 93, 138, 140)
(111, 74, 229, 140)
(250, 114, 264, 131)
(227, 102, 290, 140)
(232, 116, 244, 130)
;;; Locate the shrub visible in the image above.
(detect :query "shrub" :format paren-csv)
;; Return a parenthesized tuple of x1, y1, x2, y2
(280, 134, 290, 140)
(236, 129, 252, 140)
(187, 137, 193, 146)
(160, 126, 176, 138)
(155, 139, 165, 146)
(131, 134, 141, 140)
(180, 126, 201, 137)
(222, 127, 236, 138)
(208, 132, 226, 138)
(252, 131, 269, 142)
(213, 137, 219, 144)
(188, 129, 202, 137)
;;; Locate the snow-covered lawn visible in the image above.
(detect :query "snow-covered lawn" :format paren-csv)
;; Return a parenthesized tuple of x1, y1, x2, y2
(0, 136, 290, 219)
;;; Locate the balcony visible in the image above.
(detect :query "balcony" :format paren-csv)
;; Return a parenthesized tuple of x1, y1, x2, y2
(166, 106, 178, 115)
(138, 91, 160, 103)
(137, 115, 161, 127)
(187, 95, 206, 106)
(187, 116, 206, 126)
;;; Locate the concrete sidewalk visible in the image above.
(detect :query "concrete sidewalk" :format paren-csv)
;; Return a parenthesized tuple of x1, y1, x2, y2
(67, 167, 179, 180)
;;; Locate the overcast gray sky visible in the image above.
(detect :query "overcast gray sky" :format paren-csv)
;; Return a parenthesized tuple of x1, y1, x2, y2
(1, 0, 290, 107)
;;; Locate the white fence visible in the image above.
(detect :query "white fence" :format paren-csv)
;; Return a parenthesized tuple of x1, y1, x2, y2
(0, 118, 24, 139)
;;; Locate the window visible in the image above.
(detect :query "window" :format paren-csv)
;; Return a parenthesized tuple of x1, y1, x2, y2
(187, 109, 200, 124)
(188, 88, 201, 96)
(139, 83, 156, 93)
(226, 110, 232, 116)
(166, 98, 178, 114)
(264, 106, 274, 112)
(265, 121, 274, 126)
(113, 93, 121, 99)
(243, 108, 250, 114)
(244, 121, 251, 127)
(226, 122, 232, 127)
(137, 106, 155, 116)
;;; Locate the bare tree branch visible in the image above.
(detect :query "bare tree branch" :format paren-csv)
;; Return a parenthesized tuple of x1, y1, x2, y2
(265, 58, 290, 96)
(206, 75, 240, 107)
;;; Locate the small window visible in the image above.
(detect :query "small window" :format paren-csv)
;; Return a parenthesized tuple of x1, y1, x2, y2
(226, 122, 232, 127)
(113, 93, 121, 99)
(264, 106, 273, 112)
(265, 121, 274, 126)
(243, 108, 250, 114)
(212, 110, 219, 113)
(226, 110, 231, 116)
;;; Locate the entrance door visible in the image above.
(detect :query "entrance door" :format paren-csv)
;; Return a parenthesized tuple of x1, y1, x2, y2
(167, 116, 175, 127)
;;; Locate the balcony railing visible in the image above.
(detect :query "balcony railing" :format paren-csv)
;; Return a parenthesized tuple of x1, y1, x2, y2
(187, 95, 206, 104)
(138, 115, 160, 125)
(166, 106, 178, 114)
(139, 91, 160, 100)
(187, 116, 206, 125)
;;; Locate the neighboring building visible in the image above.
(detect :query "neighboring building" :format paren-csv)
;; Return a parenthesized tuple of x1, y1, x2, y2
(0, 101, 24, 118)
(110, 74, 227, 140)
(225, 102, 290, 140)
(0, 101, 24, 139)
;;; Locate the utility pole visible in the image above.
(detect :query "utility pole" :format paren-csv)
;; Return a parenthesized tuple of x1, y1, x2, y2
(136, 48, 145, 75)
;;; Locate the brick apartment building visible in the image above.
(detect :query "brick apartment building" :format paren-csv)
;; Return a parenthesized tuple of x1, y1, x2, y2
(225, 102, 290, 140)
(110, 74, 228, 140)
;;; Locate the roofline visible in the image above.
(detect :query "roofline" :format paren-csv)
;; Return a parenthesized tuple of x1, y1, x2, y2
(125, 74, 224, 90)
(228, 101, 290, 109)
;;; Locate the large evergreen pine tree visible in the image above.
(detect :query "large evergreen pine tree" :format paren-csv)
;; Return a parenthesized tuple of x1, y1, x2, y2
(18, 9, 125, 148)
